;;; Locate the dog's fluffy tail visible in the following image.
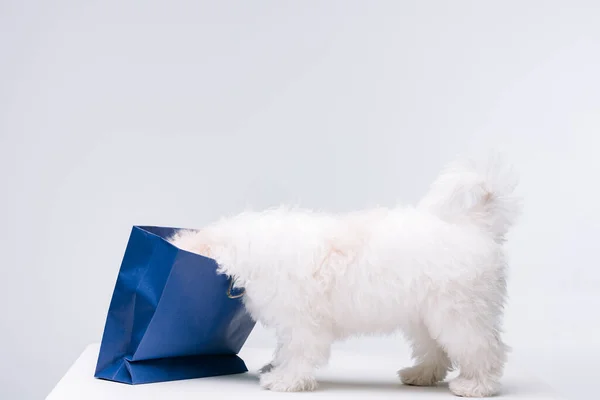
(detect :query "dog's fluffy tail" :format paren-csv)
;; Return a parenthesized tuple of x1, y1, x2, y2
(418, 154, 521, 242)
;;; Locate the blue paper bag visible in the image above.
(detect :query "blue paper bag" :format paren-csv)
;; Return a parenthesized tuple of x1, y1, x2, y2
(95, 226, 256, 384)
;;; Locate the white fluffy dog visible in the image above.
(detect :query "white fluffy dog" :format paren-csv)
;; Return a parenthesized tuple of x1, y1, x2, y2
(169, 156, 520, 397)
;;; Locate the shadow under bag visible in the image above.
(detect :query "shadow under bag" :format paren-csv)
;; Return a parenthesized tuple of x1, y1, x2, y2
(95, 226, 256, 384)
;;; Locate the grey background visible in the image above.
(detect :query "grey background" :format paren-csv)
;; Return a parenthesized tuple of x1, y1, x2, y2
(1, 1, 599, 399)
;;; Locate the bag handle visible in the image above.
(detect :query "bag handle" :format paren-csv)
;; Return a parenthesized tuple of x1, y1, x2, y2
(226, 277, 245, 299)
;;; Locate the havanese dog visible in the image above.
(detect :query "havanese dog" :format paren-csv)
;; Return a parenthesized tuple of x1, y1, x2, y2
(169, 155, 521, 397)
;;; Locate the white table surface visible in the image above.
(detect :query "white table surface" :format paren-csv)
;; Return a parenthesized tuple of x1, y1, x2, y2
(46, 344, 562, 399)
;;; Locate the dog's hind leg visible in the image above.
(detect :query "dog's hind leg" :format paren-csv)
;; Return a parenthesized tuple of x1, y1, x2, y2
(426, 301, 507, 397)
(259, 323, 333, 392)
(399, 321, 452, 386)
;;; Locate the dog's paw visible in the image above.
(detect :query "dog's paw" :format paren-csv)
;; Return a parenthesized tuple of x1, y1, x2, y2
(258, 363, 274, 375)
(260, 370, 318, 392)
(398, 364, 445, 386)
(449, 376, 499, 397)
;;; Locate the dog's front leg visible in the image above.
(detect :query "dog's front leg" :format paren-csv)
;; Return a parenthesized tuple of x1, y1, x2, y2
(259, 325, 332, 392)
(258, 340, 283, 375)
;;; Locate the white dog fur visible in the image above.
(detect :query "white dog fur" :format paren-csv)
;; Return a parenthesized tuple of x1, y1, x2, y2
(168, 155, 521, 397)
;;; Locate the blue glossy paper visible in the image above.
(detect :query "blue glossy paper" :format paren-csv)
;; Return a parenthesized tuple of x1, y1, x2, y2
(95, 226, 256, 384)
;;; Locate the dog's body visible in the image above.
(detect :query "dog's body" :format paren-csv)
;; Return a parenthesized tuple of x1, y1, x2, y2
(170, 156, 520, 397)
